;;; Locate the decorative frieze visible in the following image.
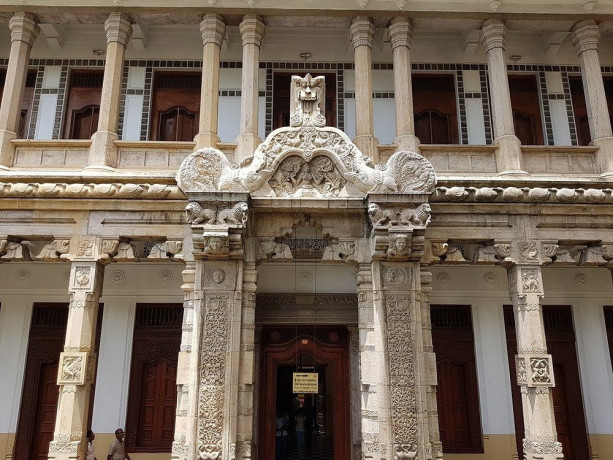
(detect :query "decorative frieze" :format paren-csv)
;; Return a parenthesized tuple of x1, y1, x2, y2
(0, 182, 183, 199)
(433, 185, 613, 204)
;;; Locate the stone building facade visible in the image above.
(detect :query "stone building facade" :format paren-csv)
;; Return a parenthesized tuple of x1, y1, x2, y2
(0, 2, 611, 460)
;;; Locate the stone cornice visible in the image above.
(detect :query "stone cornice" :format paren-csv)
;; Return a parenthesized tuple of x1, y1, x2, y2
(350, 16, 375, 49)
(104, 12, 132, 46)
(239, 14, 265, 47)
(200, 13, 226, 47)
(571, 20, 600, 55)
(388, 16, 413, 50)
(480, 18, 506, 52)
(9, 12, 39, 47)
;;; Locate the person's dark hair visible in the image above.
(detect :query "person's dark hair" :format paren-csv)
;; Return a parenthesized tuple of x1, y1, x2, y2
(115, 428, 124, 435)
(86, 429, 94, 440)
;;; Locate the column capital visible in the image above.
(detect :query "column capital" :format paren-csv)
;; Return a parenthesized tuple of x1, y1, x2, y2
(350, 16, 375, 49)
(389, 16, 414, 50)
(480, 18, 506, 53)
(200, 13, 226, 47)
(571, 20, 600, 55)
(239, 14, 265, 47)
(9, 12, 39, 47)
(104, 12, 132, 46)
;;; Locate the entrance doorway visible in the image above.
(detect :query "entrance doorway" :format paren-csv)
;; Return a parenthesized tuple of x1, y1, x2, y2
(259, 326, 350, 460)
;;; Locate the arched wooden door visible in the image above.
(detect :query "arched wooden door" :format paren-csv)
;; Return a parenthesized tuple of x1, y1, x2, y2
(259, 326, 350, 460)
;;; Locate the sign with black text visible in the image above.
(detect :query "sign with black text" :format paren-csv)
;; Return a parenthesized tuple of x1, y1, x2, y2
(292, 372, 318, 393)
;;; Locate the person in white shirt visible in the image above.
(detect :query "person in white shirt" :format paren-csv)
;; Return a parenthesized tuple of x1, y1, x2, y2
(86, 430, 97, 460)
(107, 428, 131, 460)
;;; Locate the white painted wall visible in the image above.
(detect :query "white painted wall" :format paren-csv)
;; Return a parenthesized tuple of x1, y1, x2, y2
(373, 98, 396, 145)
(372, 70, 394, 91)
(0, 296, 33, 434)
(549, 99, 572, 146)
(465, 98, 486, 144)
(257, 263, 358, 294)
(218, 96, 241, 143)
(344, 98, 356, 140)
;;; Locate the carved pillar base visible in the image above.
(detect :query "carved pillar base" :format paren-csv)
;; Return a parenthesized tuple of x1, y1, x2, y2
(87, 130, 119, 169)
(494, 134, 526, 175)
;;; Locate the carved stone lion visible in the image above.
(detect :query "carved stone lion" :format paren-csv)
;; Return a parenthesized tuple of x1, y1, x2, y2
(186, 202, 216, 225)
(399, 203, 431, 226)
(217, 202, 248, 225)
(368, 203, 397, 227)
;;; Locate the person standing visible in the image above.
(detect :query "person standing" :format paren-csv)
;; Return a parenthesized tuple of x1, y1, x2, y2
(275, 411, 289, 460)
(107, 428, 130, 460)
(86, 430, 97, 460)
(294, 409, 305, 458)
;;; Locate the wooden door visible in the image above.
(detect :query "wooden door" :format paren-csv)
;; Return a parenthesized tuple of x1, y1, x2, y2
(569, 76, 591, 146)
(412, 74, 458, 144)
(504, 306, 590, 460)
(30, 361, 60, 460)
(150, 72, 200, 141)
(63, 70, 103, 139)
(14, 304, 67, 460)
(126, 304, 181, 452)
(259, 326, 350, 460)
(431, 305, 482, 453)
(508, 74, 544, 145)
(0, 70, 37, 138)
(137, 359, 177, 447)
(273, 72, 337, 129)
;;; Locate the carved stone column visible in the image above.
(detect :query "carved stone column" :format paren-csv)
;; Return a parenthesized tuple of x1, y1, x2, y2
(236, 15, 265, 162)
(180, 194, 249, 460)
(88, 12, 132, 169)
(48, 238, 109, 460)
(500, 241, 564, 460)
(571, 20, 613, 175)
(0, 12, 39, 168)
(389, 17, 419, 153)
(350, 16, 380, 162)
(419, 269, 443, 459)
(195, 14, 225, 150)
(236, 260, 257, 459)
(172, 261, 199, 460)
(361, 195, 437, 460)
(480, 19, 525, 175)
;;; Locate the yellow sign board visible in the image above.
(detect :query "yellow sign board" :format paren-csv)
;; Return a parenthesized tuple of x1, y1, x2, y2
(292, 372, 319, 394)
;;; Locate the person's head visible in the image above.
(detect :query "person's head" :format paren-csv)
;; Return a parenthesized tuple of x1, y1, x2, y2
(86, 429, 95, 441)
(114, 428, 125, 441)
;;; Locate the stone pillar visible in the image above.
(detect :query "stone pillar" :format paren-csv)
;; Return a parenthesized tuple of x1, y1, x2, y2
(235, 261, 257, 459)
(172, 261, 199, 460)
(48, 239, 106, 460)
(180, 195, 249, 460)
(0, 12, 39, 169)
(356, 261, 384, 459)
(480, 19, 525, 175)
(502, 241, 564, 460)
(419, 269, 443, 459)
(389, 17, 419, 153)
(194, 14, 225, 150)
(571, 20, 613, 175)
(88, 13, 132, 170)
(361, 196, 437, 460)
(235, 15, 264, 162)
(350, 16, 380, 162)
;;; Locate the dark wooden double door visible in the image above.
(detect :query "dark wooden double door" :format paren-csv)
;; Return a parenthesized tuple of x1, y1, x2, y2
(14, 304, 101, 460)
(259, 326, 350, 460)
(504, 306, 590, 460)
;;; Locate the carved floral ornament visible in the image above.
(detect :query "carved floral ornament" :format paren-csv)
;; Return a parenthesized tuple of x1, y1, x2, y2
(177, 74, 436, 198)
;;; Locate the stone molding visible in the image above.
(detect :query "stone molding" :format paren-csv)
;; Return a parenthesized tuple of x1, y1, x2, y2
(9, 12, 39, 47)
(0, 182, 183, 199)
(239, 14, 265, 47)
(200, 14, 226, 47)
(104, 12, 132, 46)
(480, 18, 506, 52)
(571, 20, 600, 55)
(389, 16, 414, 50)
(350, 16, 375, 48)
